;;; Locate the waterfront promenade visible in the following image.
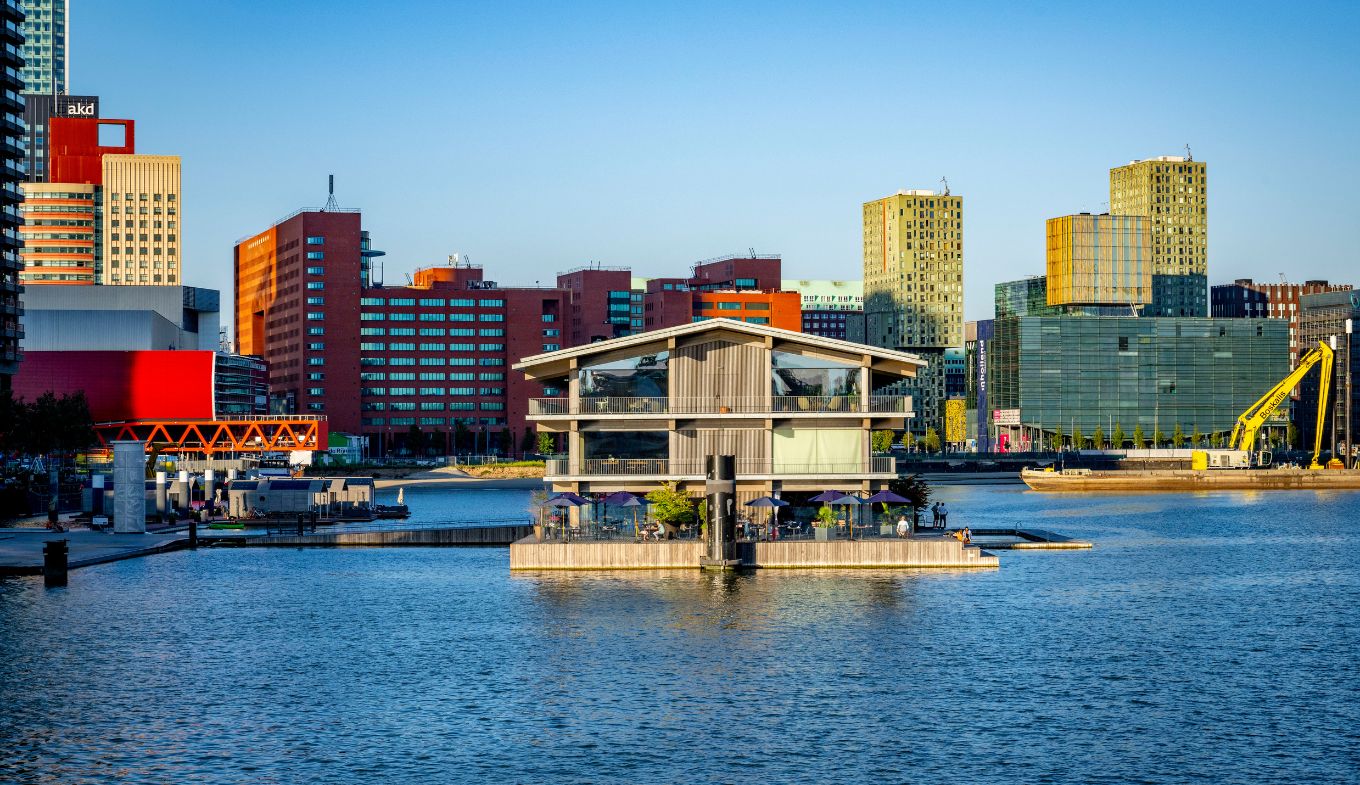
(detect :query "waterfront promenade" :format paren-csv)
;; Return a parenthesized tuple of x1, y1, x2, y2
(0, 529, 188, 576)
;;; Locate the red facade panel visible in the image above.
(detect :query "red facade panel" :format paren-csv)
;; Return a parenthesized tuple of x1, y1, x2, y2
(13, 350, 215, 421)
(48, 118, 136, 185)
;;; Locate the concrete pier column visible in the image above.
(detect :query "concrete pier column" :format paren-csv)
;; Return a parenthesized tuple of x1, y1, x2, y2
(43, 539, 68, 587)
(176, 470, 190, 511)
(701, 454, 738, 570)
(204, 469, 216, 514)
(155, 471, 168, 522)
(113, 441, 147, 534)
(227, 469, 238, 482)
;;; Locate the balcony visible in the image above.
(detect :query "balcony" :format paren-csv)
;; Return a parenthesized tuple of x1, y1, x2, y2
(545, 456, 897, 479)
(529, 395, 912, 417)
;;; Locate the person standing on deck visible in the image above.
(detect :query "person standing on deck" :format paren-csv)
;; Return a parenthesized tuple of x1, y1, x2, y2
(938, 503, 949, 529)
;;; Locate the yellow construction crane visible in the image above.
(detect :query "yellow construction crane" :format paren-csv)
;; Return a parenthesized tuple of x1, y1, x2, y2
(1228, 340, 1333, 469)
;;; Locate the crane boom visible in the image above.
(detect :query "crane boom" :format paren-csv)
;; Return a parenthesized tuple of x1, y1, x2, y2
(1228, 340, 1333, 468)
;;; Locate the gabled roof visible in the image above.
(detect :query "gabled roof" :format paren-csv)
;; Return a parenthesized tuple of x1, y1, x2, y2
(513, 318, 926, 373)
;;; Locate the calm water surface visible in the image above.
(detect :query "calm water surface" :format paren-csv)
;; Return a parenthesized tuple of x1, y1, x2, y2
(2, 485, 1358, 784)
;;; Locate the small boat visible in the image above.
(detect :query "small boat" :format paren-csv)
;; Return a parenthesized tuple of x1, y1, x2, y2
(375, 504, 410, 519)
(208, 521, 247, 530)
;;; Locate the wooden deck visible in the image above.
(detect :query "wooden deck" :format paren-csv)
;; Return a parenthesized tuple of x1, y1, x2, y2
(509, 535, 997, 570)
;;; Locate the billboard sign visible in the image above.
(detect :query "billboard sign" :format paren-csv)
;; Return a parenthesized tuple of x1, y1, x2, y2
(993, 409, 1021, 426)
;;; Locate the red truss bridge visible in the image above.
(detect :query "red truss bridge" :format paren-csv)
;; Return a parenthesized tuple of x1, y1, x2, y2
(93, 416, 328, 455)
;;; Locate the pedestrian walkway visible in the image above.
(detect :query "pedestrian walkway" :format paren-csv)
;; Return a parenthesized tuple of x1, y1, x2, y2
(0, 529, 188, 576)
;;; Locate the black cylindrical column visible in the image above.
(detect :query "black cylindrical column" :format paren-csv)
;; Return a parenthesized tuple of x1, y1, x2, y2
(43, 539, 69, 587)
(705, 454, 736, 565)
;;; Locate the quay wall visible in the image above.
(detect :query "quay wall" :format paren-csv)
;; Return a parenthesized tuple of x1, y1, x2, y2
(232, 525, 532, 548)
(509, 537, 997, 570)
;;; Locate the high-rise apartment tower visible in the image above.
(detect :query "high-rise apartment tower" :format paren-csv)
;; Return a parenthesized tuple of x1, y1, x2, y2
(1109, 156, 1207, 316)
(19, 0, 66, 97)
(1, 0, 24, 388)
(863, 189, 964, 349)
(863, 189, 964, 435)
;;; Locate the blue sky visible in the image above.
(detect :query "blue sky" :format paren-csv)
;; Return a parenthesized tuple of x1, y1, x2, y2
(76, 0, 1359, 322)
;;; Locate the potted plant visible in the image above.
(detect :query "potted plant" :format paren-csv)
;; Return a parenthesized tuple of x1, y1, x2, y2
(813, 504, 837, 541)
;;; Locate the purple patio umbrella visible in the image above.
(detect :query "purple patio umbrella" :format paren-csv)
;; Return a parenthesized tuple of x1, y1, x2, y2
(864, 490, 908, 504)
(745, 496, 790, 536)
(604, 491, 644, 534)
(809, 490, 847, 502)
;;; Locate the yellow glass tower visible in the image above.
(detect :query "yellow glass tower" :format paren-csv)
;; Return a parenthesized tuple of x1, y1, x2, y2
(1109, 155, 1207, 316)
(1045, 214, 1151, 308)
(862, 189, 963, 350)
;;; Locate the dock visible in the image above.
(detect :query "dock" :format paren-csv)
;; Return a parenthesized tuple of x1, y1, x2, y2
(203, 520, 533, 548)
(0, 529, 189, 577)
(509, 534, 1000, 571)
(967, 528, 1094, 550)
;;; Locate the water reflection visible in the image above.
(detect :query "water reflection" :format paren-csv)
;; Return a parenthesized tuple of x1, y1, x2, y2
(2, 485, 1358, 784)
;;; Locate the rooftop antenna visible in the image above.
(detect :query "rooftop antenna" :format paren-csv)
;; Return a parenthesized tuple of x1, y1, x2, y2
(1184, 144, 1193, 162)
(940, 176, 950, 196)
(323, 174, 340, 211)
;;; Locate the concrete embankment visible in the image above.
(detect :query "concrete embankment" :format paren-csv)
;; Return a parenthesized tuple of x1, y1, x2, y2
(509, 535, 999, 570)
(209, 524, 533, 547)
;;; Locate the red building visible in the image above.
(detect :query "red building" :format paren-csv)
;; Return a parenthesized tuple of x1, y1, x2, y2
(556, 266, 634, 345)
(693, 290, 802, 330)
(1212, 278, 1353, 367)
(47, 117, 135, 184)
(236, 209, 366, 432)
(690, 254, 782, 291)
(236, 208, 567, 455)
(639, 255, 801, 331)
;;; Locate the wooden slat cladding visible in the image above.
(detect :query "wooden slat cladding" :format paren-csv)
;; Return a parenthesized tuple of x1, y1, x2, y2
(674, 427, 768, 466)
(671, 339, 766, 404)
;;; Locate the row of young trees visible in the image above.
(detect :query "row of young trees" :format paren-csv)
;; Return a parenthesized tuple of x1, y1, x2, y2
(871, 429, 943, 454)
(1040, 422, 1297, 452)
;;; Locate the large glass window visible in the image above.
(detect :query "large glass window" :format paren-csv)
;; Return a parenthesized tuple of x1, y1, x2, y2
(579, 351, 669, 398)
(771, 351, 859, 397)
(583, 430, 669, 460)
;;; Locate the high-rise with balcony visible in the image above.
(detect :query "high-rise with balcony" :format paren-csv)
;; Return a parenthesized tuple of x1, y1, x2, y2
(1, 0, 24, 388)
(19, 0, 65, 97)
(863, 189, 964, 434)
(1109, 156, 1207, 317)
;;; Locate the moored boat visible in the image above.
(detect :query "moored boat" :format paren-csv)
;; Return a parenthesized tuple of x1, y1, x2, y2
(1021, 466, 1360, 492)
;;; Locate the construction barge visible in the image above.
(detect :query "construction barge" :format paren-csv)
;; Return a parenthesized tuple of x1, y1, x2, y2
(1021, 466, 1360, 492)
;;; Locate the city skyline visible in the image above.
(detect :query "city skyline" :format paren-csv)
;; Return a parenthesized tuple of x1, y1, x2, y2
(71, 0, 1360, 323)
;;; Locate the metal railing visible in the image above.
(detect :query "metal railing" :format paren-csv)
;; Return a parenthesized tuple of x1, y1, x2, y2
(529, 395, 912, 416)
(545, 458, 897, 477)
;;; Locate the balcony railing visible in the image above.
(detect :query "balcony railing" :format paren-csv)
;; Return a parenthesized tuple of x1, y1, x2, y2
(545, 456, 898, 477)
(529, 395, 912, 416)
